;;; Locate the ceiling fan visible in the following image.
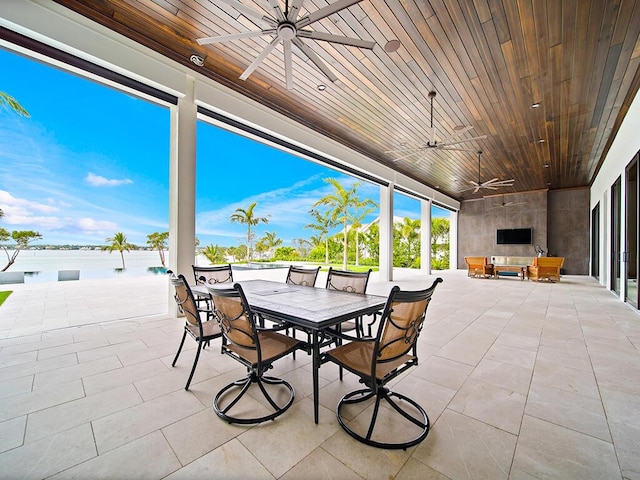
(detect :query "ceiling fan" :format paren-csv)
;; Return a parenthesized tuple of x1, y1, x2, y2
(197, 0, 376, 90)
(460, 150, 515, 193)
(385, 91, 487, 162)
(488, 194, 527, 209)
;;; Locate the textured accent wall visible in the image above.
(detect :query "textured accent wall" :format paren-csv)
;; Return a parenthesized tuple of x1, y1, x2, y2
(457, 188, 589, 275)
(547, 188, 590, 274)
(458, 191, 547, 268)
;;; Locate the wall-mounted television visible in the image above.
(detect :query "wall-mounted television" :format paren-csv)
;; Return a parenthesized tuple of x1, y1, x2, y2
(496, 228, 532, 245)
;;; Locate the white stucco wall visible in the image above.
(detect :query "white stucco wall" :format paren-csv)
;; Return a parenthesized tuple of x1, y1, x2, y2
(590, 88, 640, 294)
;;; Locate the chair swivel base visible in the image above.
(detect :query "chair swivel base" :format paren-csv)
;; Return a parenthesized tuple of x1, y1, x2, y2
(213, 372, 295, 424)
(336, 387, 430, 449)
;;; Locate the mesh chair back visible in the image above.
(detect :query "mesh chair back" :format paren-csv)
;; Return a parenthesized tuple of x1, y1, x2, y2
(286, 265, 320, 287)
(193, 264, 233, 285)
(376, 278, 443, 363)
(170, 274, 201, 327)
(325, 268, 371, 294)
(208, 285, 256, 349)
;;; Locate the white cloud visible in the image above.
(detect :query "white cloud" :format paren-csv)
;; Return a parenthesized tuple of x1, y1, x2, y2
(0, 190, 59, 218)
(85, 172, 133, 187)
(73, 217, 118, 234)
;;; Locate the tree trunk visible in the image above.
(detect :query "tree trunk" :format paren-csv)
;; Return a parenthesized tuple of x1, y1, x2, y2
(324, 238, 329, 264)
(1, 248, 19, 272)
(342, 218, 348, 270)
(355, 232, 360, 266)
(120, 250, 126, 269)
(158, 248, 166, 267)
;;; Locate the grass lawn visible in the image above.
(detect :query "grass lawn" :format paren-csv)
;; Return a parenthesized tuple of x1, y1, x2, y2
(0, 291, 12, 307)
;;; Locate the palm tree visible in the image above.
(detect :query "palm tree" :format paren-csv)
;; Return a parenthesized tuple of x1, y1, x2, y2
(313, 178, 374, 270)
(399, 217, 421, 265)
(201, 244, 227, 264)
(0, 92, 30, 117)
(146, 231, 169, 267)
(349, 200, 377, 266)
(103, 232, 136, 269)
(259, 231, 282, 258)
(229, 202, 269, 261)
(305, 208, 336, 265)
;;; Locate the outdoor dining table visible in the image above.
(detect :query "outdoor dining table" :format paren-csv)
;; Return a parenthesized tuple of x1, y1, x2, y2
(192, 278, 387, 424)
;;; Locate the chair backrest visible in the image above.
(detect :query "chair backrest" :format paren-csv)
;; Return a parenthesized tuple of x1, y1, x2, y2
(464, 256, 488, 267)
(192, 264, 233, 285)
(285, 265, 320, 287)
(207, 283, 257, 350)
(169, 273, 201, 327)
(325, 267, 371, 294)
(532, 257, 564, 268)
(374, 278, 443, 365)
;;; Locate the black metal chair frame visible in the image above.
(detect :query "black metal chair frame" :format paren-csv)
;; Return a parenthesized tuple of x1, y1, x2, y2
(322, 277, 443, 449)
(285, 265, 320, 287)
(207, 283, 304, 424)
(325, 267, 372, 338)
(191, 264, 234, 319)
(169, 273, 223, 390)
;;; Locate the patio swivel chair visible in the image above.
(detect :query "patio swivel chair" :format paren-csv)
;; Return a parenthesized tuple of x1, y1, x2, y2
(169, 273, 222, 390)
(323, 277, 443, 449)
(285, 265, 320, 287)
(325, 267, 372, 338)
(192, 264, 234, 319)
(206, 283, 304, 424)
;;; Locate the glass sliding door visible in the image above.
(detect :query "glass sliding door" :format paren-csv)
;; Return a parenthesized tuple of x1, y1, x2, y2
(625, 156, 638, 308)
(611, 177, 621, 295)
(591, 203, 600, 279)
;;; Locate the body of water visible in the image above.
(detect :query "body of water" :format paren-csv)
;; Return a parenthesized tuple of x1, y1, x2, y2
(0, 250, 290, 284)
(1, 249, 168, 283)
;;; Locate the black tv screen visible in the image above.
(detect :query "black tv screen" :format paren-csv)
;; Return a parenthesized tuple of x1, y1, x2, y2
(497, 228, 532, 245)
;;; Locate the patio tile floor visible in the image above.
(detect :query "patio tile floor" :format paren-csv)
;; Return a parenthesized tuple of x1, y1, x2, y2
(0, 268, 639, 479)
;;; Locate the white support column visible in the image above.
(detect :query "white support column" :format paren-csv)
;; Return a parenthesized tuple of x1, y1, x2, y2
(449, 210, 458, 270)
(420, 199, 432, 275)
(379, 183, 394, 281)
(168, 76, 197, 314)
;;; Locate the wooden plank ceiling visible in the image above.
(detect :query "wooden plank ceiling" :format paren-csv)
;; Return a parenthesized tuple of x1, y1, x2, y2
(52, 0, 640, 201)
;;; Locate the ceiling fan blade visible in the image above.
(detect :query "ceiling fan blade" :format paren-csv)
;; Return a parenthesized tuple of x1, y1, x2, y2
(453, 125, 474, 135)
(438, 135, 487, 148)
(197, 30, 269, 45)
(300, 31, 375, 49)
(287, 0, 306, 21)
(239, 36, 280, 81)
(391, 150, 424, 162)
(487, 179, 515, 187)
(266, 0, 286, 21)
(439, 147, 476, 152)
(283, 39, 293, 90)
(292, 38, 338, 82)
(297, 0, 362, 28)
(482, 177, 499, 185)
(384, 146, 424, 153)
(212, 0, 276, 27)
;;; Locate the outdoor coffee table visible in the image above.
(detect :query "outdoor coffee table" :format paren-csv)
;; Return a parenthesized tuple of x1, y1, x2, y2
(494, 265, 526, 280)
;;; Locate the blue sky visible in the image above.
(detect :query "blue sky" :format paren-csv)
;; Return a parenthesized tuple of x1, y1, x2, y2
(0, 47, 447, 248)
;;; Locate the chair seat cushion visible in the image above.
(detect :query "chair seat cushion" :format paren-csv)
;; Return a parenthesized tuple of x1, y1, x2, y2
(186, 320, 221, 340)
(228, 331, 300, 365)
(326, 340, 414, 380)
